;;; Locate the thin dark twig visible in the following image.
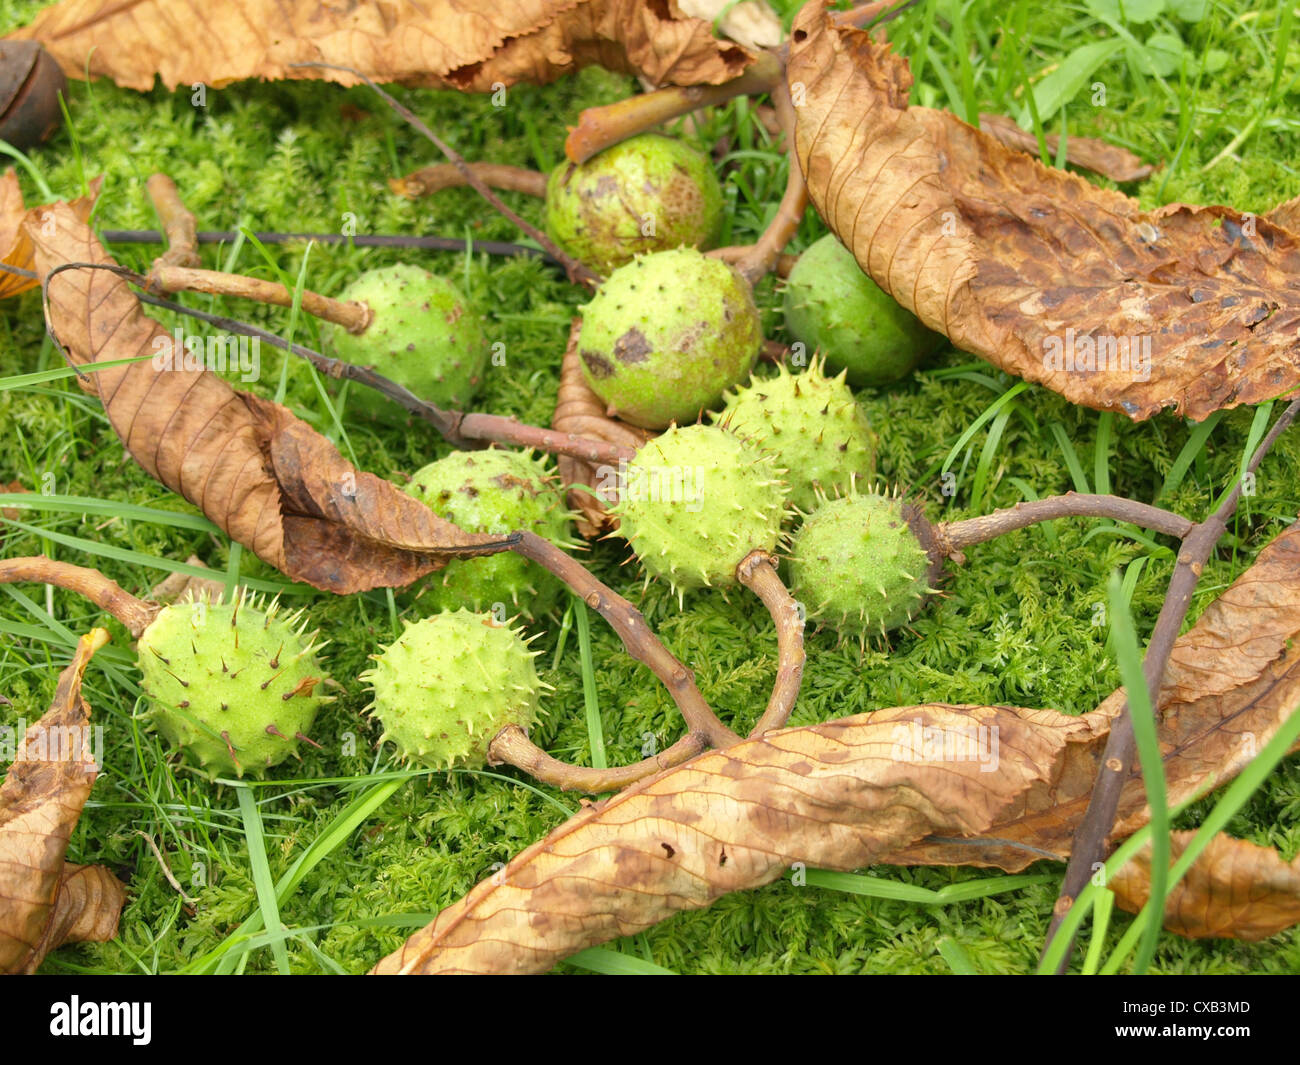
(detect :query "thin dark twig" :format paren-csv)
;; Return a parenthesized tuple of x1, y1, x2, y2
(289, 61, 602, 288)
(33, 258, 629, 465)
(101, 229, 559, 262)
(1041, 396, 1300, 971)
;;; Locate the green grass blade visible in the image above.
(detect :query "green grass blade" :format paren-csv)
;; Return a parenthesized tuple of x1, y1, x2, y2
(1082, 887, 1116, 975)
(235, 787, 292, 975)
(566, 946, 676, 975)
(1, 517, 308, 595)
(803, 868, 1053, 904)
(1049, 422, 1092, 494)
(1014, 39, 1123, 127)
(1093, 412, 1113, 497)
(0, 354, 156, 393)
(937, 936, 978, 974)
(1155, 412, 1222, 502)
(574, 595, 607, 770)
(0, 493, 218, 532)
(1106, 571, 1168, 973)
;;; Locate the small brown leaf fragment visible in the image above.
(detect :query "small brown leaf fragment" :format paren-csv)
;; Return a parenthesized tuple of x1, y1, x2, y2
(1111, 832, 1300, 941)
(0, 479, 28, 521)
(977, 113, 1156, 184)
(148, 555, 227, 604)
(7, 0, 754, 94)
(788, 7, 1300, 421)
(0, 629, 125, 974)
(0, 167, 98, 299)
(26, 203, 512, 594)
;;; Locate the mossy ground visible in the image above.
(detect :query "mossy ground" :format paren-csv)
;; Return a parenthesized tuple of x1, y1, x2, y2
(0, 0, 1298, 974)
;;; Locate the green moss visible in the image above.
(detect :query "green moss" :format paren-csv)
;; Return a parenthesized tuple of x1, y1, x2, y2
(1, 0, 1298, 975)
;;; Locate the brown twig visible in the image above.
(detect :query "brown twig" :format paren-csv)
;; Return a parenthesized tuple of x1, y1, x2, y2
(738, 551, 805, 737)
(293, 62, 602, 289)
(510, 532, 741, 749)
(936, 493, 1195, 555)
(552, 318, 652, 537)
(145, 174, 200, 269)
(729, 81, 808, 286)
(565, 52, 784, 164)
(1041, 397, 1300, 971)
(147, 263, 372, 333)
(0, 557, 159, 637)
(709, 247, 798, 279)
(487, 726, 707, 792)
(390, 162, 548, 200)
(115, 284, 634, 467)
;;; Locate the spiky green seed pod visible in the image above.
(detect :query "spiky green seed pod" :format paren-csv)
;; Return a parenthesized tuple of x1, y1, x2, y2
(137, 591, 328, 779)
(788, 485, 935, 641)
(612, 424, 789, 598)
(579, 248, 761, 429)
(714, 356, 877, 513)
(545, 133, 723, 273)
(361, 609, 544, 770)
(784, 234, 943, 388)
(333, 264, 487, 416)
(405, 448, 577, 618)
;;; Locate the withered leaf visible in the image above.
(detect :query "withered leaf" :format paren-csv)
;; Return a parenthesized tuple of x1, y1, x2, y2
(371, 703, 1072, 973)
(375, 518, 1300, 971)
(0, 168, 98, 299)
(890, 518, 1300, 870)
(0, 629, 126, 974)
(977, 113, 1156, 184)
(1111, 831, 1300, 941)
(7, 0, 754, 95)
(27, 202, 511, 594)
(788, 7, 1300, 421)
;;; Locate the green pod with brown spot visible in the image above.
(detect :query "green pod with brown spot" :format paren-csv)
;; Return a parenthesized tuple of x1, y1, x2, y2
(545, 133, 723, 273)
(578, 248, 761, 430)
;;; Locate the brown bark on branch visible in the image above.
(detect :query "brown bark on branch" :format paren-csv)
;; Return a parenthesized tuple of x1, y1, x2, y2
(937, 493, 1195, 554)
(0, 557, 158, 637)
(738, 551, 805, 737)
(487, 726, 707, 792)
(390, 162, 548, 200)
(145, 174, 199, 269)
(147, 264, 372, 333)
(510, 531, 741, 749)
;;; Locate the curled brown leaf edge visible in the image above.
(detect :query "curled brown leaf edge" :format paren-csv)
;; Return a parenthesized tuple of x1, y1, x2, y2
(0, 629, 126, 974)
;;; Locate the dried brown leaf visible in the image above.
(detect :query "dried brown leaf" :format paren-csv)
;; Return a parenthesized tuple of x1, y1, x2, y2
(0, 168, 98, 299)
(892, 518, 1300, 869)
(788, 7, 1300, 421)
(977, 113, 1156, 184)
(1111, 831, 1300, 941)
(0, 478, 27, 521)
(26, 202, 510, 594)
(0, 629, 125, 974)
(374, 517, 1300, 970)
(8, 0, 753, 94)
(372, 703, 1073, 973)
